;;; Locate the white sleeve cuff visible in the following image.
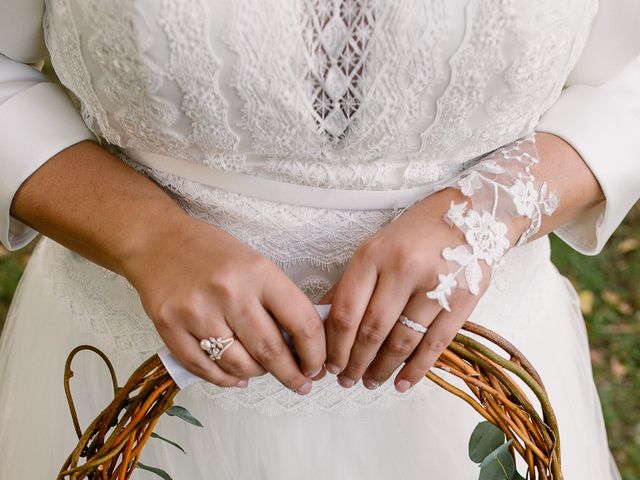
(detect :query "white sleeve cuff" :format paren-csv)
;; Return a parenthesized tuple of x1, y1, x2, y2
(0, 82, 95, 250)
(536, 82, 640, 255)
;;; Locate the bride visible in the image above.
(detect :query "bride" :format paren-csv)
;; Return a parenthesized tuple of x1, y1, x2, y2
(0, 0, 637, 478)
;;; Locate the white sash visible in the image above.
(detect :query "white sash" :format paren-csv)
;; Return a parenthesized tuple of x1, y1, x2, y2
(124, 148, 453, 211)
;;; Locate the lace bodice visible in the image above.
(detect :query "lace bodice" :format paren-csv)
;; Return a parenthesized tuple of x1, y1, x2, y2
(39, 0, 599, 414)
(43, 0, 597, 269)
(45, 0, 596, 189)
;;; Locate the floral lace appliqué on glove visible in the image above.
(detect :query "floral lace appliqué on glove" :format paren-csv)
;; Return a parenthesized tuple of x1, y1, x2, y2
(426, 133, 559, 311)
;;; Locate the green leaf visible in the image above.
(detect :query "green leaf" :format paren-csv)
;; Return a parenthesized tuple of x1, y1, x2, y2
(479, 440, 515, 480)
(150, 432, 186, 454)
(512, 471, 527, 480)
(165, 405, 203, 427)
(469, 421, 506, 463)
(136, 462, 173, 480)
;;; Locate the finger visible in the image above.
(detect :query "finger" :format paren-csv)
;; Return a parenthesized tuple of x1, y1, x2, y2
(311, 366, 327, 381)
(189, 315, 266, 379)
(362, 292, 441, 389)
(394, 293, 479, 393)
(338, 273, 412, 387)
(263, 275, 326, 377)
(161, 328, 248, 388)
(228, 301, 314, 395)
(318, 282, 338, 304)
(324, 256, 378, 374)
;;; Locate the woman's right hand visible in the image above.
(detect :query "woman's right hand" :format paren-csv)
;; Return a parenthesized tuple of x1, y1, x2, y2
(121, 214, 326, 394)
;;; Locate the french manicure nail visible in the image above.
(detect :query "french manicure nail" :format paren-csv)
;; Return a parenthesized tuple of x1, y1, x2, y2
(395, 379, 412, 393)
(325, 363, 340, 375)
(236, 379, 249, 388)
(294, 381, 312, 395)
(363, 378, 379, 390)
(306, 366, 323, 378)
(338, 376, 355, 388)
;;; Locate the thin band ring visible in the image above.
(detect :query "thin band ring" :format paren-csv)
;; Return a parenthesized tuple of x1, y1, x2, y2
(397, 315, 427, 334)
(200, 335, 236, 361)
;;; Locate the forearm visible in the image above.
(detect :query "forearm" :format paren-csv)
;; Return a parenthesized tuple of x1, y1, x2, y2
(10, 140, 193, 275)
(408, 131, 607, 311)
(528, 132, 605, 241)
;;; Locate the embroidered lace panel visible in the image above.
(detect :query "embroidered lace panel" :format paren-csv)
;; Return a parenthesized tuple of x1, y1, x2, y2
(426, 133, 559, 311)
(45, 0, 597, 190)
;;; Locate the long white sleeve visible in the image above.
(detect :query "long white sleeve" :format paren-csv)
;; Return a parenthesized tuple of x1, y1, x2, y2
(0, 1, 95, 251)
(536, 0, 640, 255)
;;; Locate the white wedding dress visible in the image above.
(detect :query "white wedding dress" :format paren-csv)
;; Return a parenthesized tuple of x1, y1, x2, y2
(1, 0, 639, 478)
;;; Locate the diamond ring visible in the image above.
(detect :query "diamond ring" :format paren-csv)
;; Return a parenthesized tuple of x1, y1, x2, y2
(200, 335, 236, 361)
(397, 315, 427, 334)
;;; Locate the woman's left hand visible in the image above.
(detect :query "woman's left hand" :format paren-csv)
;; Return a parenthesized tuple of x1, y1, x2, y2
(320, 187, 525, 393)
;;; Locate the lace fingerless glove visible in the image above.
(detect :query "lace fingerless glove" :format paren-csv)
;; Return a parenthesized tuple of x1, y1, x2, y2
(426, 132, 559, 311)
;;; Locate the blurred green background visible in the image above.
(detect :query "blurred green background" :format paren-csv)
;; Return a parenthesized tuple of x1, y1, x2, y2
(1, 206, 639, 478)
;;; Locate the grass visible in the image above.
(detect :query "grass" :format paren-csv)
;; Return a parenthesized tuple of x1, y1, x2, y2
(1, 208, 639, 478)
(0, 245, 33, 324)
(550, 203, 640, 479)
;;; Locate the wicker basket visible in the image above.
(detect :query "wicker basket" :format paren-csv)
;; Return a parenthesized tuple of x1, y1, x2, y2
(58, 321, 562, 480)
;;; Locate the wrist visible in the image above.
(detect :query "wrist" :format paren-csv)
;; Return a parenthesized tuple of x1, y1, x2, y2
(424, 133, 559, 311)
(115, 208, 200, 281)
(422, 187, 529, 249)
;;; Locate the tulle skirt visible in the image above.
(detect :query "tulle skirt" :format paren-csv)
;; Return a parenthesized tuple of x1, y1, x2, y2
(0, 235, 622, 479)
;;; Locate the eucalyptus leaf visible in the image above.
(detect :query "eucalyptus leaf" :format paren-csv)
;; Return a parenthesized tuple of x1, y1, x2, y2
(137, 462, 173, 480)
(166, 405, 203, 427)
(469, 421, 506, 463)
(150, 432, 186, 454)
(479, 440, 515, 480)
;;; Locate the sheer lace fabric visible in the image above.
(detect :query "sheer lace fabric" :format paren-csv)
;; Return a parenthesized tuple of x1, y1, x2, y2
(39, 0, 598, 414)
(427, 133, 559, 311)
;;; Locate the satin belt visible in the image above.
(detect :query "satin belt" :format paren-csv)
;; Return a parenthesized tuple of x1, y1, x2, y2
(124, 148, 454, 211)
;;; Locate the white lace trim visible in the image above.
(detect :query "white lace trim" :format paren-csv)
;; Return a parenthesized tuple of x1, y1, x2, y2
(414, 0, 510, 165)
(426, 133, 559, 311)
(44, 0, 122, 143)
(39, 239, 440, 417)
(158, 0, 243, 171)
(124, 156, 407, 270)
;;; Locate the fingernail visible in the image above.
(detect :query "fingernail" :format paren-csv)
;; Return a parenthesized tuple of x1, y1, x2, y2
(325, 363, 340, 375)
(338, 376, 355, 388)
(306, 366, 323, 378)
(236, 379, 249, 388)
(294, 381, 312, 395)
(363, 378, 379, 390)
(395, 379, 412, 393)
